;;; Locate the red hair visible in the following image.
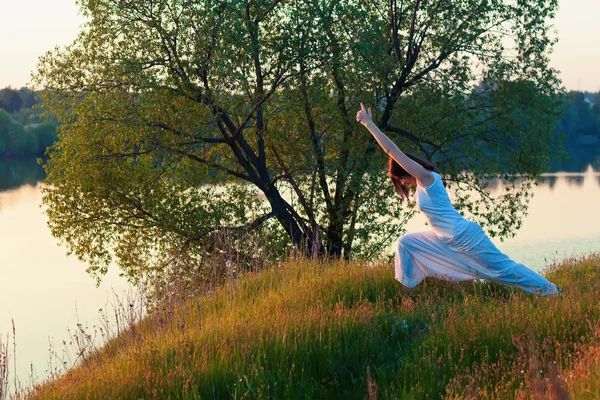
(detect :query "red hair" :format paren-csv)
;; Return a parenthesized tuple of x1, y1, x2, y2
(387, 154, 436, 200)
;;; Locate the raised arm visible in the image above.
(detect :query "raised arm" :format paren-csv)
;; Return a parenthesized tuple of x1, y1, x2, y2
(356, 103, 433, 187)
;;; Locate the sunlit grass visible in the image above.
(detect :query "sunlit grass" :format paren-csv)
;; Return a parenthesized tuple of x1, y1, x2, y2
(28, 253, 600, 399)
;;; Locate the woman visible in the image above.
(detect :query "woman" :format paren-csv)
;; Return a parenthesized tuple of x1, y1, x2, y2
(356, 103, 558, 296)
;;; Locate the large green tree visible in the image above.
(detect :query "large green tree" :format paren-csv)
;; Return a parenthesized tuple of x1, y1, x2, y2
(34, 0, 563, 283)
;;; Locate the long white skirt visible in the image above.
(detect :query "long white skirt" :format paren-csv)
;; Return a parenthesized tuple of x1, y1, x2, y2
(394, 221, 559, 296)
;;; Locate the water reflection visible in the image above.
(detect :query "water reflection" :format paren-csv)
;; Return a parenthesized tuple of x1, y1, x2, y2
(548, 144, 600, 173)
(0, 168, 129, 386)
(540, 166, 600, 190)
(0, 157, 45, 192)
(2, 154, 599, 195)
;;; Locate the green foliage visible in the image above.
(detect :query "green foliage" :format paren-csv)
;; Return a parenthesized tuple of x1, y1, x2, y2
(23, 129, 39, 155)
(17, 87, 38, 109)
(593, 92, 600, 116)
(33, 0, 564, 282)
(0, 108, 26, 154)
(26, 123, 58, 154)
(565, 91, 598, 138)
(0, 109, 9, 154)
(28, 254, 600, 399)
(0, 88, 59, 156)
(550, 91, 600, 171)
(0, 108, 58, 156)
(12, 106, 51, 126)
(0, 86, 39, 113)
(0, 87, 22, 113)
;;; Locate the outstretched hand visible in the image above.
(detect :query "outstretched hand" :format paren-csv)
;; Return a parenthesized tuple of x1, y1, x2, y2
(356, 103, 372, 126)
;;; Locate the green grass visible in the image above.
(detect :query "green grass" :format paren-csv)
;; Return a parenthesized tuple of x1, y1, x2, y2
(29, 254, 600, 399)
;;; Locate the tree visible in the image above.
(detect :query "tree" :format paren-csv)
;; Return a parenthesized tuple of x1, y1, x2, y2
(29, 123, 59, 154)
(567, 91, 597, 138)
(0, 87, 23, 113)
(592, 91, 600, 116)
(17, 87, 39, 109)
(0, 109, 10, 153)
(33, 0, 563, 283)
(0, 110, 26, 155)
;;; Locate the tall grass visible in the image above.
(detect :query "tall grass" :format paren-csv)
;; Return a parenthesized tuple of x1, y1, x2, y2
(1, 321, 25, 400)
(0, 333, 8, 400)
(24, 253, 600, 399)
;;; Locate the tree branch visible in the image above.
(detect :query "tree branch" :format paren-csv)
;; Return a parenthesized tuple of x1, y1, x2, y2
(270, 145, 319, 230)
(153, 122, 226, 144)
(171, 149, 253, 183)
(189, 211, 277, 243)
(381, 125, 433, 157)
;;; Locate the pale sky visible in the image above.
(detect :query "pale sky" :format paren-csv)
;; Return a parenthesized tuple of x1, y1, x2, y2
(0, 0, 598, 92)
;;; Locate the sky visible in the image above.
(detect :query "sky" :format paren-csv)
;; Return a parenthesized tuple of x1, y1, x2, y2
(0, 0, 598, 92)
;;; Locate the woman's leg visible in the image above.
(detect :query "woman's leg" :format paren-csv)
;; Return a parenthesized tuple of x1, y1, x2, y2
(463, 233, 559, 296)
(395, 231, 479, 288)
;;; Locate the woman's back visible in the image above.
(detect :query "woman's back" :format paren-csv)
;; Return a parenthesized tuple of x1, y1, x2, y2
(415, 172, 469, 242)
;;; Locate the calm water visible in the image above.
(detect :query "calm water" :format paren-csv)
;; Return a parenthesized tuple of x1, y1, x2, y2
(1, 157, 600, 385)
(0, 158, 130, 386)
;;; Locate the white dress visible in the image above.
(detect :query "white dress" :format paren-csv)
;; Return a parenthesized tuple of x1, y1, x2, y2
(394, 172, 559, 296)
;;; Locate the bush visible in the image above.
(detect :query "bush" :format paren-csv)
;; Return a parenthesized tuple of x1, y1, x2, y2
(0, 110, 26, 155)
(1, 109, 59, 155)
(28, 123, 58, 154)
(23, 128, 40, 155)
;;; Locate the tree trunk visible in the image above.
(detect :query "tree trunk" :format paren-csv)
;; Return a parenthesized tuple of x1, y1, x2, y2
(325, 217, 345, 258)
(263, 186, 318, 256)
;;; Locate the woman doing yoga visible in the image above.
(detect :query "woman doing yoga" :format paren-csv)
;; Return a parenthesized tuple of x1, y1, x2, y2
(356, 103, 558, 296)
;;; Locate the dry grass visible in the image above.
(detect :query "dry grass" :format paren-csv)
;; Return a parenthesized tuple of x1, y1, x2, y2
(566, 330, 600, 399)
(0, 334, 8, 400)
(21, 253, 600, 399)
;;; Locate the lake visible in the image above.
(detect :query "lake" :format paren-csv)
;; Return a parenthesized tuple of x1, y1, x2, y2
(0, 158, 130, 388)
(1, 156, 600, 387)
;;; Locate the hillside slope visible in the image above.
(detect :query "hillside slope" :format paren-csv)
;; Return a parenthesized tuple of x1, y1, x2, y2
(30, 255, 600, 399)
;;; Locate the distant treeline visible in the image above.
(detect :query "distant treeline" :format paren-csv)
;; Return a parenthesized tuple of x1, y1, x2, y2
(1, 86, 599, 159)
(0, 87, 58, 156)
(559, 91, 600, 145)
(549, 91, 600, 172)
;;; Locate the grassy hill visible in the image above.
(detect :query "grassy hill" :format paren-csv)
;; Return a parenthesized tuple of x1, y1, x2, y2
(28, 254, 600, 399)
